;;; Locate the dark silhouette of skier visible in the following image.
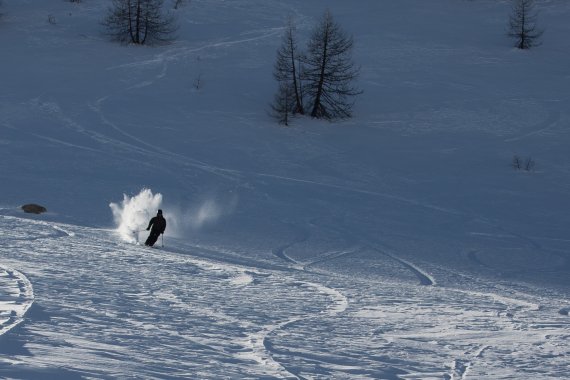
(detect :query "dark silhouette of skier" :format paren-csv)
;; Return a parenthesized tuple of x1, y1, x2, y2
(145, 209, 166, 247)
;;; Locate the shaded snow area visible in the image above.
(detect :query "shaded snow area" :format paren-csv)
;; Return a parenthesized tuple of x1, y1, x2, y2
(1, 0, 570, 378)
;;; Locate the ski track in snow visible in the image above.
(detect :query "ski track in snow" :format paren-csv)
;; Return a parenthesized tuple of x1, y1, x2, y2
(0, 265, 34, 337)
(140, 247, 350, 379)
(261, 280, 349, 380)
(108, 27, 285, 74)
(375, 247, 436, 286)
(2, 215, 570, 378)
(5, 173, 564, 379)
(0, 215, 355, 379)
(504, 109, 562, 142)
(447, 345, 490, 380)
(75, 28, 288, 184)
(264, 218, 570, 378)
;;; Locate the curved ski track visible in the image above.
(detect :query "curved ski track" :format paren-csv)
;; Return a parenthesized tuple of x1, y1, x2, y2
(0, 215, 355, 379)
(0, 266, 34, 337)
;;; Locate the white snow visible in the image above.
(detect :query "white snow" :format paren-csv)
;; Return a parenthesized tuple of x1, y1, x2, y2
(109, 188, 163, 243)
(1, 0, 570, 378)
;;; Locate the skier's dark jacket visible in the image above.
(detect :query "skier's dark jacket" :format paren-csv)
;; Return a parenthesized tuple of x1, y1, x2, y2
(147, 213, 166, 234)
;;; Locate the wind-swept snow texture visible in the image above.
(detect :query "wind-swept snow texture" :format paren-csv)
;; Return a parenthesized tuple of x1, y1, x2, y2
(1, 0, 570, 378)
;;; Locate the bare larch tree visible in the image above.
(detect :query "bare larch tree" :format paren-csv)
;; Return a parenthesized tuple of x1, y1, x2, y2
(303, 10, 361, 120)
(273, 17, 305, 116)
(270, 82, 295, 126)
(103, 0, 177, 45)
(508, 0, 543, 49)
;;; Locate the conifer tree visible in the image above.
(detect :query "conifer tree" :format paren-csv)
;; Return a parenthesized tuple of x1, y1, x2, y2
(273, 17, 304, 115)
(303, 10, 361, 120)
(270, 83, 295, 126)
(508, 0, 543, 50)
(103, 0, 177, 45)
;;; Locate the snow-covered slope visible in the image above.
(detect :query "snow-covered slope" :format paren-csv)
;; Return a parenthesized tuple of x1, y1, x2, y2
(1, 0, 570, 378)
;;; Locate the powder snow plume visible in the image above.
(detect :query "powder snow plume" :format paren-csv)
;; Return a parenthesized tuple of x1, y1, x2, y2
(164, 194, 238, 238)
(109, 189, 163, 243)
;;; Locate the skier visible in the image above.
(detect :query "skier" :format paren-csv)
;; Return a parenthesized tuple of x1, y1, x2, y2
(145, 209, 166, 247)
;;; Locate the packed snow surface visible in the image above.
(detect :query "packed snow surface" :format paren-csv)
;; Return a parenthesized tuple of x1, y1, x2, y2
(1, 0, 570, 378)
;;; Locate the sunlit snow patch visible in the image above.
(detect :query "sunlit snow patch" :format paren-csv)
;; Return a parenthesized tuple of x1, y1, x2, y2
(109, 188, 163, 243)
(0, 266, 34, 336)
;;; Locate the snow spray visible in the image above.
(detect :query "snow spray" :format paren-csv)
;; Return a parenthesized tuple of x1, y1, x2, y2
(109, 188, 163, 243)
(110, 189, 237, 242)
(165, 199, 227, 237)
(192, 199, 224, 228)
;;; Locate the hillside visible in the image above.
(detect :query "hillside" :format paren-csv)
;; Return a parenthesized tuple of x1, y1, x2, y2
(1, 0, 570, 378)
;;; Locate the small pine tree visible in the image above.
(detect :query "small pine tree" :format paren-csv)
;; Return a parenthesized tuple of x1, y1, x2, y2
(273, 17, 304, 115)
(103, 0, 177, 45)
(508, 0, 543, 50)
(270, 83, 294, 126)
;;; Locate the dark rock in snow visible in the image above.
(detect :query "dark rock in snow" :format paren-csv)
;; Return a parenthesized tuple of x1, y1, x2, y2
(21, 204, 47, 214)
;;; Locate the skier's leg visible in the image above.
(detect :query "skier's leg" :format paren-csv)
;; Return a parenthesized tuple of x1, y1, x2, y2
(148, 231, 160, 246)
(145, 232, 156, 246)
